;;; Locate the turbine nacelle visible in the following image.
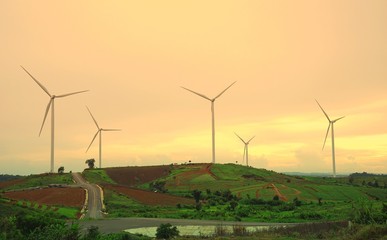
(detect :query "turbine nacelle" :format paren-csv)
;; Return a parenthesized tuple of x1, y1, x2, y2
(316, 99, 345, 178)
(181, 81, 236, 163)
(86, 106, 120, 168)
(22, 66, 89, 173)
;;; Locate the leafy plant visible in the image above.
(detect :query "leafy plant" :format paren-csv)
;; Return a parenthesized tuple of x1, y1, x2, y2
(155, 223, 179, 239)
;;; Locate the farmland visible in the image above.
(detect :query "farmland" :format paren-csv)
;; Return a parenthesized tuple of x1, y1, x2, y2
(81, 163, 387, 223)
(0, 163, 386, 239)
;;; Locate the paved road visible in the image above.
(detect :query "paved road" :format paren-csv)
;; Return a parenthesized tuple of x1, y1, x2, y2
(79, 217, 299, 234)
(72, 172, 104, 219)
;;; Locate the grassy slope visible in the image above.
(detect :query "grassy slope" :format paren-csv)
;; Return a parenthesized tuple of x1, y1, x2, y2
(0, 173, 73, 191)
(85, 163, 387, 203)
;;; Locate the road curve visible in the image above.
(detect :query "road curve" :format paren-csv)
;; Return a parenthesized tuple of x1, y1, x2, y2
(72, 172, 104, 219)
(79, 217, 299, 234)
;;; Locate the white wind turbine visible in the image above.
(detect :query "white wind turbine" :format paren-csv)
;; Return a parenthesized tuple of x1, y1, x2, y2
(21, 66, 88, 173)
(315, 100, 345, 178)
(234, 133, 255, 167)
(86, 106, 121, 168)
(181, 82, 236, 164)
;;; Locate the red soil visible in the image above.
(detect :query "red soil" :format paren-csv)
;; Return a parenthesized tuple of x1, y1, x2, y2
(0, 178, 26, 189)
(265, 183, 287, 201)
(104, 184, 195, 206)
(173, 163, 217, 185)
(105, 165, 172, 187)
(3, 187, 85, 208)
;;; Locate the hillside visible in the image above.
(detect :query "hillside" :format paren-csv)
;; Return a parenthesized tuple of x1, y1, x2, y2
(81, 163, 386, 222)
(1, 164, 386, 223)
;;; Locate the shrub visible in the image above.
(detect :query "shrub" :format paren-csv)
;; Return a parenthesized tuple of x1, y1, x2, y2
(155, 223, 179, 239)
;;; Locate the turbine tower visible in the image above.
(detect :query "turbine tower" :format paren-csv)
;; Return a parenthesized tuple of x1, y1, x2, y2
(235, 133, 255, 167)
(181, 81, 236, 164)
(315, 100, 345, 178)
(86, 106, 121, 168)
(21, 66, 88, 173)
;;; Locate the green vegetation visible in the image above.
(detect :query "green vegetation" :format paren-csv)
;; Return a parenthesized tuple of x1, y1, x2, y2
(156, 223, 179, 239)
(82, 169, 115, 185)
(99, 163, 387, 224)
(0, 173, 73, 191)
(0, 212, 150, 240)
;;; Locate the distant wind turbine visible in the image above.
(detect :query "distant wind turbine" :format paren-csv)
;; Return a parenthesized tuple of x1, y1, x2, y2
(315, 100, 345, 178)
(21, 66, 88, 173)
(86, 106, 121, 168)
(181, 82, 236, 163)
(235, 133, 255, 167)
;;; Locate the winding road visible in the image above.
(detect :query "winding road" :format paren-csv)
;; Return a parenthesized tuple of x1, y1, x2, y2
(72, 172, 104, 219)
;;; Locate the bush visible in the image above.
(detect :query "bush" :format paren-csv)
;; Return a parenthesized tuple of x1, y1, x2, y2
(155, 223, 179, 239)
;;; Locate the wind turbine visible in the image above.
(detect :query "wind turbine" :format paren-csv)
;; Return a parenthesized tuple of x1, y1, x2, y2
(315, 100, 345, 178)
(234, 133, 255, 167)
(181, 81, 236, 164)
(21, 66, 88, 173)
(86, 106, 121, 168)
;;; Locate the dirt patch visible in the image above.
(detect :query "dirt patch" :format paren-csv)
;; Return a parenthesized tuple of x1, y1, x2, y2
(265, 183, 287, 201)
(174, 163, 217, 185)
(105, 165, 172, 187)
(104, 184, 195, 206)
(3, 187, 85, 208)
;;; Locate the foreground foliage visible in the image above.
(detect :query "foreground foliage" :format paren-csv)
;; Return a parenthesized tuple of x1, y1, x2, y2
(0, 213, 150, 240)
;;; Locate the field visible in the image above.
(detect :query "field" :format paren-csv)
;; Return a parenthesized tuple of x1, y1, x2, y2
(0, 173, 85, 219)
(3, 187, 85, 208)
(80, 163, 387, 223)
(1, 164, 386, 224)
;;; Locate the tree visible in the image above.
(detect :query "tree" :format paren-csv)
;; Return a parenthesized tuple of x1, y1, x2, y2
(57, 166, 64, 174)
(156, 223, 179, 239)
(192, 189, 202, 204)
(85, 159, 95, 169)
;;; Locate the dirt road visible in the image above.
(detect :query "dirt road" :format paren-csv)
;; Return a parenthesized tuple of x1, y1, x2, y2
(72, 172, 104, 219)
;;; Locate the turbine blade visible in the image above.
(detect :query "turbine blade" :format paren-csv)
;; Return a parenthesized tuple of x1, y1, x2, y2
(86, 106, 100, 129)
(234, 132, 246, 144)
(181, 86, 211, 101)
(102, 129, 121, 131)
(315, 99, 331, 122)
(39, 99, 52, 136)
(247, 136, 255, 143)
(86, 131, 99, 152)
(322, 123, 331, 150)
(213, 81, 236, 100)
(21, 66, 51, 97)
(56, 90, 89, 98)
(333, 116, 345, 123)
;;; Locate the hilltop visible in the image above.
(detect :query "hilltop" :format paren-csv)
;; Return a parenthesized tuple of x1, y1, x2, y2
(1, 163, 386, 223)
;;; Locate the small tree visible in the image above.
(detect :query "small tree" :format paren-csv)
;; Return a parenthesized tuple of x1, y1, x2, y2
(192, 189, 202, 204)
(57, 166, 64, 174)
(156, 223, 179, 239)
(85, 159, 95, 169)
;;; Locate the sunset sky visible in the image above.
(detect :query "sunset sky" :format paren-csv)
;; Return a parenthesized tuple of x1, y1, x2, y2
(1, 1, 386, 175)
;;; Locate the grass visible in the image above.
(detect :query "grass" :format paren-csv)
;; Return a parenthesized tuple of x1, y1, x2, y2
(1, 173, 73, 191)
(82, 169, 116, 184)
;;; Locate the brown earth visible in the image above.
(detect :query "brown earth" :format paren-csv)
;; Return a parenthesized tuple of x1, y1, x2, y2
(3, 187, 85, 208)
(0, 178, 26, 189)
(173, 164, 216, 184)
(103, 184, 195, 206)
(105, 165, 172, 187)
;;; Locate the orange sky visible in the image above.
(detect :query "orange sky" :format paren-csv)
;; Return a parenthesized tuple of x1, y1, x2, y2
(1, 1, 386, 175)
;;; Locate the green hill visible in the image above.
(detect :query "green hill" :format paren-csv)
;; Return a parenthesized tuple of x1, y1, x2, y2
(81, 163, 386, 223)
